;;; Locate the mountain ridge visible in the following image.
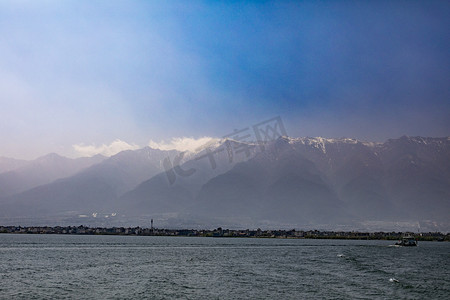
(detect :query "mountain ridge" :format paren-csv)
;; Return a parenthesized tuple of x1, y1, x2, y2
(1, 136, 449, 231)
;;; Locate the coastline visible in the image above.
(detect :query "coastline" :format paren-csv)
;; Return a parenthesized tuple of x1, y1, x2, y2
(1, 225, 448, 241)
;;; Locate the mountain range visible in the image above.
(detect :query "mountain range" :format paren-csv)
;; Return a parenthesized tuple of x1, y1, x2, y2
(0, 136, 449, 231)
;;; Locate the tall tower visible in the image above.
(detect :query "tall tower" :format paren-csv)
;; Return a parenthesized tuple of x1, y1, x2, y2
(151, 219, 153, 230)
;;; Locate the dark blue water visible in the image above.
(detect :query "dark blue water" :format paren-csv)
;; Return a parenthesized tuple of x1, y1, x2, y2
(0, 234, 448, 299)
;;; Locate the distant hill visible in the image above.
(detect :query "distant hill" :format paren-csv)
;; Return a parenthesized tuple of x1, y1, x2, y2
(0, 153, 105, 197)
(0, 147, 179, 217)
(0, 157, 29, 174)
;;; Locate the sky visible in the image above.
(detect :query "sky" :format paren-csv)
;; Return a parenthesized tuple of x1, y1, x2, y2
(0, 0, 449, 159)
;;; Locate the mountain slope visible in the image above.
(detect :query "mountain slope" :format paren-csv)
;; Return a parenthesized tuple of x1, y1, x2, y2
(0, 147, 179, 217)
(118, 139, 260, 215)
(190, 136, 450, 227)
(377, 136, 450, 220)
(193, 137, 351, 226)
(0, 157, 29, 173)
(0, 153, 105, 197)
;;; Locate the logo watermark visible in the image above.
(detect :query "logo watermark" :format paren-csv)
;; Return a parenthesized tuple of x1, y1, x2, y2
(163, 116, 287, 185)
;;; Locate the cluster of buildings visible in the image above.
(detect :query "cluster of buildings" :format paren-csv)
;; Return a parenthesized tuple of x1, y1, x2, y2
(0, 225, 448, 241)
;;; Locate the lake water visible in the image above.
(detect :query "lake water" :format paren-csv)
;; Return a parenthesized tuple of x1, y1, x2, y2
(0, 234, 448, 299)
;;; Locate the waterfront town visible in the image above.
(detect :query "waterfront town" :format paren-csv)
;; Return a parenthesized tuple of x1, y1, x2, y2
(0, 225, 448, 241)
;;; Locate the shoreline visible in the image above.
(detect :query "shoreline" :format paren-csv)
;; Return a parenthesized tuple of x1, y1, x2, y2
(1, 225, 448, 241)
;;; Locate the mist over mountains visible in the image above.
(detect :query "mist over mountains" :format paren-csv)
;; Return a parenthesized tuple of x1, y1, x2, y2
(0, 154, 105, 198)
(0, 136, 449, 232)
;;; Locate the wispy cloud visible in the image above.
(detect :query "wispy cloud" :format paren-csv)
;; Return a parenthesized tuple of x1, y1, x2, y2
(73, 139, 140, 157)
(148, 137, 217, 152)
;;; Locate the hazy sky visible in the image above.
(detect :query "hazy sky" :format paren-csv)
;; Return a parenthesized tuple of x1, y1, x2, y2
(1, 1, 449, 159)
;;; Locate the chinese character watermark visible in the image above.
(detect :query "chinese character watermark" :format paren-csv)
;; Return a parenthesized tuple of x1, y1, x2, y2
(162, 116, 287, 185)
(253, 116, 287, 151)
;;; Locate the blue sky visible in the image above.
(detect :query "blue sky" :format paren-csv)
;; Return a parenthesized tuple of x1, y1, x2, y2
(0, 1, 449, 159)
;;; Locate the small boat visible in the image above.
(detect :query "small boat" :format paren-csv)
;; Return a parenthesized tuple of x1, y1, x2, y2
(395, 235, 417, 247)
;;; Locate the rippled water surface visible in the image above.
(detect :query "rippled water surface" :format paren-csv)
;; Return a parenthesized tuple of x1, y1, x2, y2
(0, 234, 449, 299)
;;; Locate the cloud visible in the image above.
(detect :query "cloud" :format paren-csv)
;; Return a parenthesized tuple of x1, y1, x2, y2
(73, 139, 140, 157)
(148, 137, 217, 152)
